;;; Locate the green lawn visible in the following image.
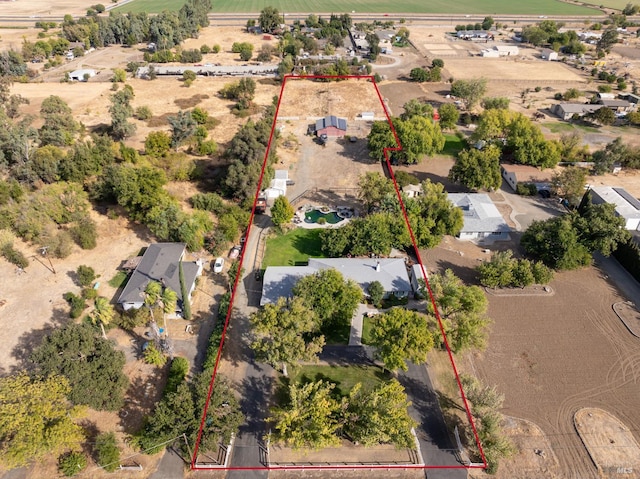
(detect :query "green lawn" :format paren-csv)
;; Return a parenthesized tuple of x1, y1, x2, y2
(262, 227, 324, 269)
(441, 133, 465, 157)
(115, 0, 600, 14)
(541, 121, 600, 134)
(362, 315, 374, 345)
(290, 364, 389, 396)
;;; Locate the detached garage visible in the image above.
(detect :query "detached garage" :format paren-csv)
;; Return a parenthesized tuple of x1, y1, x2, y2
(315, 115, 347, 138)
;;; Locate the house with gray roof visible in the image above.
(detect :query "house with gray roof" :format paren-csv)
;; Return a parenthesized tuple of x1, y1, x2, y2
(260, 257, 412, 306)
(117, 243, 203, 315)
(551, 103, 603, 120)
(589, 186, 640, 230)
(448, 193, 511, 241)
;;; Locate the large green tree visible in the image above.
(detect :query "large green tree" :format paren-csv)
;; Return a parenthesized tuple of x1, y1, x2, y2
(357, 171, 395, 212)
(292, 268, 362, 335)
(39, 95, 78, 147)
(451, 78, 487, 110)
(109, 86, 136, 140)
(521, 216, 592, 270)
(271, 195, 294, 227)
(259, 6, 281, 33)
(0, 374, 84, 468)
(575, 195, 630, 256)
(270, 380, 342, 449)
(425, 269, 491, 353)
(30, 323, 128, 411)
(369, 308, 434, 372)
(251, 297, 325, 376)
(344, 380, 416, 448)
(367, 116, 445, 164)
(448, 145, 502, 191)
(438, 103, 460, 130)
(551, 166, 588, 206)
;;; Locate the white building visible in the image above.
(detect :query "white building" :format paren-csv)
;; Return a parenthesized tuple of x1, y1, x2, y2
(448, 193, 511, 241)
(589, 187, 640, 231)
(481, 45, 519, 57)
(540, 48, 558, 61)
(69, 69, 96, 82)
(264, 170, 288, 204)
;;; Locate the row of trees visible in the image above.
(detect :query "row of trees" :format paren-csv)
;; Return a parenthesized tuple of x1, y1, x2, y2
(271, 379, 416, 449)
(61, 0, 210, 50)
(477, 250, 554, 288)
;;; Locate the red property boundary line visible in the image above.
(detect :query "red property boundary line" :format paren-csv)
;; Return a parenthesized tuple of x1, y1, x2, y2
(191, 74, 487, 471)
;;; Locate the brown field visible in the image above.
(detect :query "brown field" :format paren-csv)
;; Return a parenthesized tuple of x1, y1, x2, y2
(0, 0, 97, 16)
(277, 79, 388, 120)
(421, 241, 640, 479)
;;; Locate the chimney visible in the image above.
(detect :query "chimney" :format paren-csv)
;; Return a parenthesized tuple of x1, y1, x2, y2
(375, 261, 380, 272)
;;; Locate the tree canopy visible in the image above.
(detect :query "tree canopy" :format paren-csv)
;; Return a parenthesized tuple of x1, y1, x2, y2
(293, 268, 362, 334)
(451, 78, 487, 110)
(271, 195, 294, 227)
(448, 145, 502, 191)
(369, 308, 434, 371)
(367, 116, 445, 164)
(0, 374, 84, 468)
(30, 322, 128, 411)
(250, 297, 325, 376)
(425, 269, 491, 353)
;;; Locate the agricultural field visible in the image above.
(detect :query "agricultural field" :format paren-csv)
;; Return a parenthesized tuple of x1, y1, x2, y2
(114, 0, 600, 15)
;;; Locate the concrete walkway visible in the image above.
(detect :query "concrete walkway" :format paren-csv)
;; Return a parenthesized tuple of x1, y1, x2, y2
(349, 304, 379, 346)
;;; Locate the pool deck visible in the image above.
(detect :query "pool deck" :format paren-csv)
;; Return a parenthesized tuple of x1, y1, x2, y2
(294, 205, 356, 229)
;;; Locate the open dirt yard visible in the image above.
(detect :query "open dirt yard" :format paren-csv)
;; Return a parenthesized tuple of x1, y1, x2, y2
(420, 240, 640, 479)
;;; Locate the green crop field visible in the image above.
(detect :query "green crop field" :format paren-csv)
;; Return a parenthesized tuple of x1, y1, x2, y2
(114, 0, 601, 15)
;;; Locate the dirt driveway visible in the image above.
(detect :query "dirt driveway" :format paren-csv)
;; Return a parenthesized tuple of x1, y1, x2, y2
(421, 241, 640, 479)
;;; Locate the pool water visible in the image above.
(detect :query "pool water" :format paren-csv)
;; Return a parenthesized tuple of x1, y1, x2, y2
(304, 209, 342, 224)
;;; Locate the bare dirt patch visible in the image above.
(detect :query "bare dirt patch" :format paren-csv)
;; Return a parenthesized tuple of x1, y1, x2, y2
(575, 408, 640, 477)
(421, 237, 640, 479)
(444, 57, 586, 83)
(277, 79, 388, 120)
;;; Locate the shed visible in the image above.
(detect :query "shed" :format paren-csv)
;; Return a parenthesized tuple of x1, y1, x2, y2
(596, 92, 616, 100)
(500, 164, 554, 193)
(69, 69, 96, 82)
(410, 263, 428, 294)
(540, 48, 558, 61)
(361, 111, 375, 121)
(315, 115, 347, 138)
(494, 45, 519, 56)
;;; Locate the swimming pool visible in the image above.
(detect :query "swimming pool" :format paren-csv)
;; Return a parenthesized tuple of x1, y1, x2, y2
(304, 209, 342, 224)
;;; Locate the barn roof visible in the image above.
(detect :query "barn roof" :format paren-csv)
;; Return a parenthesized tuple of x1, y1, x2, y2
(315, 115, 347, 131)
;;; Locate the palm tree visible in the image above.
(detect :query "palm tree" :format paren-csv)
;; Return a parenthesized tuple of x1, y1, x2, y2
(160, 287, 178, 338)
(144, 281, 163, 323)
(93, 296, 115, 339)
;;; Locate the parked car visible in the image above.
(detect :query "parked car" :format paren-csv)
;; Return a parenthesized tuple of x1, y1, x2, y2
(213, 257, 224, 273)
(229, 245, 241, 259)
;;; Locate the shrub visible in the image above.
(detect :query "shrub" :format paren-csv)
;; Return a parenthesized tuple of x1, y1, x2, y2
(598, 84, 612, 93)
(58, 451, 87, 477)
(94, 432, 120, 472)
(76, 265, 96, 287)
(200, 44, 211, 54)
(516, 183, 538, 196)
(63, 292, 87, 319)
(81, 287, 98, 300)
(143, 343, 167, 367)
(1, 243, 29, 269)
(212, 44, 221, 53)
(134, 106, 152, 120)
(111, 68, 126, 83)
(70, 219, 97, 249)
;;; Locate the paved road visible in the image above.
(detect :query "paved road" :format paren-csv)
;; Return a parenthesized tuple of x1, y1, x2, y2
(149, 448, 185, 479)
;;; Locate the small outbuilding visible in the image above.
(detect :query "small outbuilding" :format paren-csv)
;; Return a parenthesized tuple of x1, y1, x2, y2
(540, 48, 558, 61)
(69, 69, 96, 82)
(315, 115, 348, 138)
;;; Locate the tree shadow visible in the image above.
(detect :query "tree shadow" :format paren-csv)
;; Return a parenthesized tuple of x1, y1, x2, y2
(434, 259, 481, 286)
(78, 419, 100, 457)
(10, 306, 71, 372)
(120, 369, 166, 434)
(238, 374, 275, 432)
